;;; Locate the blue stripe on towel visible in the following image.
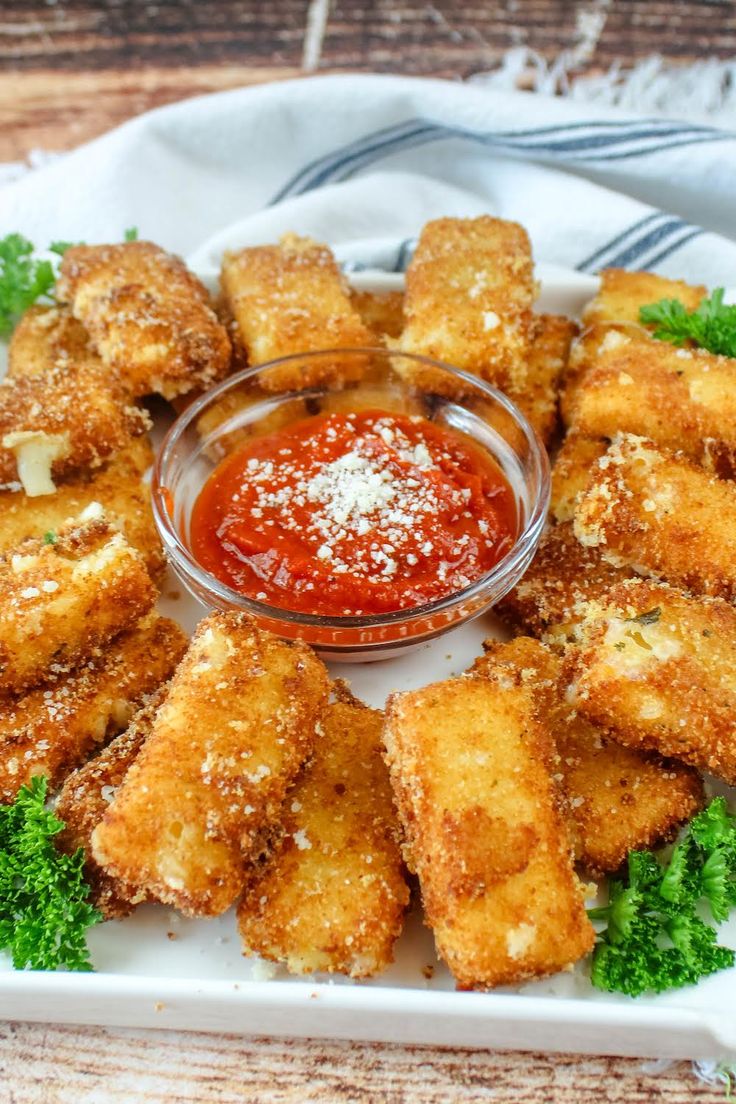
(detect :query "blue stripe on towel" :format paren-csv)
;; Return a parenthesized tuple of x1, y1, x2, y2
(271, 118, 732, 203)
(577, 216, 705, 273)
(570, 214, 665, 272)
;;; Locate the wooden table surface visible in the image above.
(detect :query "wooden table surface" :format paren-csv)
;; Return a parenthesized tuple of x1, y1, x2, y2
(2, 3, 736, 1101)
(3, 0, 736, 162)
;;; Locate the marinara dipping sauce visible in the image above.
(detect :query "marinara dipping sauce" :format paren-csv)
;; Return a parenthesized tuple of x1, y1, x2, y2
(190, 409, 518, 618)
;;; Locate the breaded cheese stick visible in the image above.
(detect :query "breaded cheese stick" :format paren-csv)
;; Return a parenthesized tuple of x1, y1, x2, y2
(550, 433, 608, 523)
(383, 676, 594, 989)
(0, 510, 156, 695)
(349, 288, 405, 342)
(0, 613, 186, 802)
(567, 578, 736, 784)
(574, 434, 736, 601)
(56, 689, 167, 918)
(7, 305, 96, 379)
(220, 234, 373, 391)
(508, 313, 578, 446)
(469, 638, 704, 876)
(0, 363, 149, 497)
(496, 522, 633, 647)
(57, 241, 231, 400)
(238, 686, 409, 977)
(566, 332, 736, 466)
(398, 216, 535, 396)
(92, 613, 330, 917)
(582, 269, 706, 328)
(0, 435, 164, 580)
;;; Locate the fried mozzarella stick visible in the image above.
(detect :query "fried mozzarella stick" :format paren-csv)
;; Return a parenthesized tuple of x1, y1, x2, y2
(0, 363, 149, 497)
(582, 268, 706, 329)
(550, 432, 608, 523)
(57, 241, 231, 400)
(469, 638, 704, 877)
(0, 435, 164, 580)
(220, 234, 373, 391)
(398, 216, 535, 395)
(7, 304, 97, 379)
(0, 613, 186, 802)
(567, 578, 736, 785)
(575, 434, 736, 601)
(566, 332, 736, 467)
(56, 689, 166, 918)
(496, 522, 633, 647)
(238, 687, 409, 977)
(92, 613, 330, 917)
(383, 676, 594, 989)
(509, 313, 578, 446)
(0, 510, 156, 696)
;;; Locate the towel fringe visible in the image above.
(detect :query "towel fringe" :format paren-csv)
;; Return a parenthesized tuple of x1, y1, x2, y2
(470, 48, 736, 125)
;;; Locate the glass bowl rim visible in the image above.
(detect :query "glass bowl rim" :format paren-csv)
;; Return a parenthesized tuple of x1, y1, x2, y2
(151, 347, 551, 631)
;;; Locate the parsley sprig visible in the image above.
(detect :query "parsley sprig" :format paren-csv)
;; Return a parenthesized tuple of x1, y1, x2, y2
(0, 234, 56, 337)
(589, 798, 736, 996)
(640, 288, 736, 358)
(0, 227, 140, 337)
(0, 777, 101, 971)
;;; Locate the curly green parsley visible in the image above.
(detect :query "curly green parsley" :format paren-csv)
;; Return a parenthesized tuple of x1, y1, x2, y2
(0, 234, 56, 337)
(640, 288, 736, 359)
(589, 798, 736, 996)
(0, 777, 100, 971)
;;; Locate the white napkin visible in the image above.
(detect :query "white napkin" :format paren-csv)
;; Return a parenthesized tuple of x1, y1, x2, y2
(1, 73, 735, 285)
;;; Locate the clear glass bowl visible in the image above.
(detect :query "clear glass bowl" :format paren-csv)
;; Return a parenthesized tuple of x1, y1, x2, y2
(152, 349, 550, 662)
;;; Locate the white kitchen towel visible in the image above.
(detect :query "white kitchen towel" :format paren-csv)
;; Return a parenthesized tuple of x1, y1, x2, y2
(0, 73, 734, 285)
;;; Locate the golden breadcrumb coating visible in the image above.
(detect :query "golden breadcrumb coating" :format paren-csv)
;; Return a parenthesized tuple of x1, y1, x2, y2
(220, 234, 373, 391)
(567, 578, 736, 785)
(383, 675, 594, 989)
(0, 613, 186, 802)
(397, 216, 534, 396)
(56, 688, 167, 919)
(469, 637, 704, 877)
(496, 521, 633, 648)
(238, 686, 409, 978)
(582, 269, 706, 328)
(0, 510, 156, 696)
(560, 324, 625, 426)
(565, 330, 736, 468)
(349, 289, 405, 342)
(0, 435, 164, 580)
(550, 433, 608, 523)
(507, 313, 578, 446)
(0, 363, 149, 497)
(7, 304, 97, 379)
(57, 241, 231, 400)
(92, 613, 330, 917)
(574, 433, 736, 601)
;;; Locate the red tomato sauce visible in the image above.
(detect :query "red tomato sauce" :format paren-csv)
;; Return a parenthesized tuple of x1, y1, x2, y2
(190, 409, 518, 618)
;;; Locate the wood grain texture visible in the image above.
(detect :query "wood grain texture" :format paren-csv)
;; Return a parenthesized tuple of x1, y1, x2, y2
(0, 1022, 729, 1103)
(0, 66, 302, 160)
(2, 1, 736, 160)
(323, 0, 736, 74)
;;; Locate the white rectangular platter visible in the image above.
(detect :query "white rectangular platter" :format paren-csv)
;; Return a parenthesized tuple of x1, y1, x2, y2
(2, 264, 736, 1061)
